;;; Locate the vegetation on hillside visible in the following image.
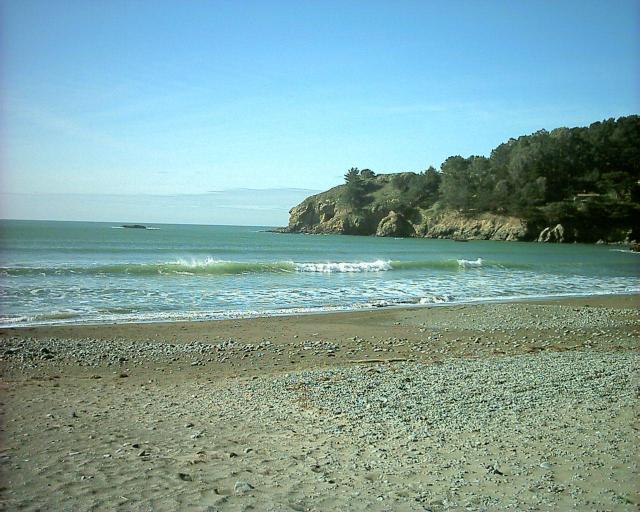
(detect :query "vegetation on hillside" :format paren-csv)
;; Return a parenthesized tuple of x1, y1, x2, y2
(341, 115, 639, 241)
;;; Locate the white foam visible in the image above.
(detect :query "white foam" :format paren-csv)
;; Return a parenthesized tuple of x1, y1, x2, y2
(173, 256, 221, 268)
(419, 295, 454, 304)
(610, 249, 639, 254)
(457, 257, 483, 267)
(295, 260, 392, 273)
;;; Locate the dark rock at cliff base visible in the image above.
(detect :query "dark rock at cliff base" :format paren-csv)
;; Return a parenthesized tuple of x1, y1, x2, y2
(376, 211, 415, 237)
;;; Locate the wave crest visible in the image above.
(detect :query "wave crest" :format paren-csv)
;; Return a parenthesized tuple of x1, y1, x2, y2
(1, 257, 498, 277)
(457, 257, 483, 267)
(295, 260, 392, 273)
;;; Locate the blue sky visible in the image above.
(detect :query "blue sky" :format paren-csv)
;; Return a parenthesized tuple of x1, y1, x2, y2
(1, 0, 638, 225)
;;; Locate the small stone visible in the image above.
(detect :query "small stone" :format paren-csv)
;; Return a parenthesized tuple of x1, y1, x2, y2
(234, 480, 254, 495)
(486, 464, 504, 475)
(178, 472, 192, 481)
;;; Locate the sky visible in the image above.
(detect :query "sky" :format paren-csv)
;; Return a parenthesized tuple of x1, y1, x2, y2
(1, 0, 638, 225)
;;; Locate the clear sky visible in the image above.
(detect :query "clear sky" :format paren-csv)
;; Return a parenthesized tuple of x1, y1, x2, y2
(1, 0, 638, 225)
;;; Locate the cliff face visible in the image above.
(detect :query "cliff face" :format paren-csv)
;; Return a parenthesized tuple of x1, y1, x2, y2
(285, 185, 528, 241)
(283, 172, 637, 243)
(419, 210, 527, 241)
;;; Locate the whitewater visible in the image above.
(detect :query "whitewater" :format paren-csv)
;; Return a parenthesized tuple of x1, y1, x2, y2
(1, 220, 638, 326)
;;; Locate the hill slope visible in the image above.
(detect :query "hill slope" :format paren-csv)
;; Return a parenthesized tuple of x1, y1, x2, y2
(282, 116, 639, 243)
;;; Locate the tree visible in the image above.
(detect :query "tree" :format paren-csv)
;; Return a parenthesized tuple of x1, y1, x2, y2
(419, 166, 442, 207)
(344, 167, 360, 184)
(439, 156, 475, 210)
(343, 168, 366, 207)
(360, 169, 376, 180)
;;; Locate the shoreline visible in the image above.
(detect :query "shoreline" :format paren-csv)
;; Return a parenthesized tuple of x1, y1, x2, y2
(2, 291, 638, 332)
(275, 226, 639, 246)
(1, 294, 637, 376)
(1, 293, 638, 510)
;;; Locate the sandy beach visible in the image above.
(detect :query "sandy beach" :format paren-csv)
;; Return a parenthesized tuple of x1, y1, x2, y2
(1, 295, 638, 511)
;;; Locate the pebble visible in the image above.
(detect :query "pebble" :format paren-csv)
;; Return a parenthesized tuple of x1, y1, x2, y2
(1, 302, 637, 511)
(233, 481, 254, 495)
(1, 304, 637, 372)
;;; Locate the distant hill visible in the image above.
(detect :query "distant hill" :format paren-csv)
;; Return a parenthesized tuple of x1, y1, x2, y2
(281, 115, 639, 243)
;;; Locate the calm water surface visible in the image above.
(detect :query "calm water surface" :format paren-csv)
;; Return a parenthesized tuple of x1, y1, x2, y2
(1, 220, 638, 326)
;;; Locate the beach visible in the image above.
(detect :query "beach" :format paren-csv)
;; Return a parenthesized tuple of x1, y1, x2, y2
(0, 294, 638, 511)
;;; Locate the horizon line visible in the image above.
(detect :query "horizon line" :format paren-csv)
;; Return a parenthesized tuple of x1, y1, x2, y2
(0, 217, 281, 228)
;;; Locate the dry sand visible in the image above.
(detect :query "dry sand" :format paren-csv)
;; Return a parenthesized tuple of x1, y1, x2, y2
(1, 295, 638, 511)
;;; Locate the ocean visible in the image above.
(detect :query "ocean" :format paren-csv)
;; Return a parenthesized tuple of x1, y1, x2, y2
(1, 219, 638, 327)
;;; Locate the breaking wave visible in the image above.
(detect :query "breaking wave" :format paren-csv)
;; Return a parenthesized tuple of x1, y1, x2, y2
(295, 260, 392, 272)
(0, 257, 507, 277)
(457, 257, 483, 267)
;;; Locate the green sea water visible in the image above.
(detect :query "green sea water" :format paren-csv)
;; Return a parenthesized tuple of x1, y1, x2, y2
(0, 220, 638, 326)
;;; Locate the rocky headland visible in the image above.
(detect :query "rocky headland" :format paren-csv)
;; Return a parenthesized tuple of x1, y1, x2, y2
(280, 173, 637, 244)
(279, 178, 542, 242)
(279, 116, 640, 244)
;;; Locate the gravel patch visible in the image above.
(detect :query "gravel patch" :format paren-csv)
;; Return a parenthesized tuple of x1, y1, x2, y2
(216, 350, 640, 510)
(416, 303, 639, 331)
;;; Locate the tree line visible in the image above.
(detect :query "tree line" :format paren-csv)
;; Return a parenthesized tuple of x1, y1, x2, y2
(342, 115, 639, 240)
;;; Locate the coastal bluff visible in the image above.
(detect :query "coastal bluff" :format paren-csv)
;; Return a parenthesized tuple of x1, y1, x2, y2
(280, 117, 639, 243)
(283, 186, 527, 241)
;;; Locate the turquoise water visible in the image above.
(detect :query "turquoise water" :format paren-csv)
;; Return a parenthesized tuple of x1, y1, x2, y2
(1, 220, 638, 326)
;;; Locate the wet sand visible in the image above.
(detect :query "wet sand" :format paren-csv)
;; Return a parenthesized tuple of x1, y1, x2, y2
(1, 295, 638, 511)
